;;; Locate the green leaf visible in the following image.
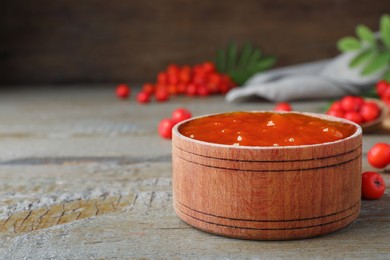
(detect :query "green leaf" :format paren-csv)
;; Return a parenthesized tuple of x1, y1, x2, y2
(238, 42, 253, 68)
(380, 14, 390, 48)
(252, 56, 277, 71)
(216, 49, 226, 72)
(226, 42, 237, 72)
(356, 25, 375, 44)
(229, 70, 246, 85)
(247, 49, 261, 66)
(337, 37, 361, 52)
(360, 87, 379, 98)
(349, 49, 375, 68)
(383, 69, 390, 81)
(362, 52, 390, 75)
(215, 42, 276, 85)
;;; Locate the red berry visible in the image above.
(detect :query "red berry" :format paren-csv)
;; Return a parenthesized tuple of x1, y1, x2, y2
(384, 93, 390, 102)
(384, 97, 390, 110)
(167, 84, 178, 95)
(220, 85, 231, 94)
(193, 64, 205, 75)
(115, 84, 130, 99)
(326, 110, 345, 118)
(361, 171, 386, 200)
(197, 84, 210, 97)
(179, 67, 192, 84)
(209, 73, 221, 85)
(167, 64, 180, 76)
(155, 83, 167, 92)
(382, 87, 390, 100)
(344, 111, 363, 124)
(274, 102, 292, 112)
(329, 101, 344, 112)
(202, 62, 216, 74)
(168, 74, 179, 85)
(207, 82, 219, 95)
(376, 80, 390, 97)
(142, 83, 155, 95)
(136, 92, 150, 104)
(341, 96, 360, 112)
(186, 84, 197, 96)
(359, 101, 380, 122)
(172, 108, 192, 124)
(157, 72, 168, 85)
(224, 75, 236, 89)
(176, 83, 187, 94)
(218, 75, 234, 94)
(158, 118, 175, 139)
(155, 89, 170, 102)
(354, 96, 365, 108)
(193, 74, 206, 85)
(367, 143, 390, 168)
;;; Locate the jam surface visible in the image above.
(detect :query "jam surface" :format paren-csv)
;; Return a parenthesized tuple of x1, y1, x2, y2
(178, 112, 357, 147)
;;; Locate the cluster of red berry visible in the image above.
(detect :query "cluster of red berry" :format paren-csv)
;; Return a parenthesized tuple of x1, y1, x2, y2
(115, 62, 235, 103)
(158, 108, 192, 139)
(376, 80, 390, 109)
(362, 142, 389, 200)
(326, 96, 381, 124)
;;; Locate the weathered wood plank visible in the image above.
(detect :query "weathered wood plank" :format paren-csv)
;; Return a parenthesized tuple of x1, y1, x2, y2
(1, 192, 389, 259)
(0, 87, 389, 259)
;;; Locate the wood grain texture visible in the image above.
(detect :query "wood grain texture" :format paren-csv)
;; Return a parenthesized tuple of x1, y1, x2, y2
(172, 112, 363, 240)
(0, 194, 137, 233)
(0, 87, 388, 258)
(0, 0, 389, 85)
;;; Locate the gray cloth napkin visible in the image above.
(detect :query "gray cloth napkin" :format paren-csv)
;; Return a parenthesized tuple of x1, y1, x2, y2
(226, 52, 386, 102)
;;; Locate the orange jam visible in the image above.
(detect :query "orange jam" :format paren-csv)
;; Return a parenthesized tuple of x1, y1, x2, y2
(178, 112, 357, 146)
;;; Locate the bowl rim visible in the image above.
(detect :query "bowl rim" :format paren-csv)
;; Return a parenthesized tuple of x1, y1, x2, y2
(172, 111, 362, 150)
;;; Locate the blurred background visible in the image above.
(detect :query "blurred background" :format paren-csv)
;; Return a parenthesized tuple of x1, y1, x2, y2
(0, 0, 388, 87)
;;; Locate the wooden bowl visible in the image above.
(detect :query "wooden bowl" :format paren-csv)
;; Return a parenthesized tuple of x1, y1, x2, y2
(172, 112, 362, 240)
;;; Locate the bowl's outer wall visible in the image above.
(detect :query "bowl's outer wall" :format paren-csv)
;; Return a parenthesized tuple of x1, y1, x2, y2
(172, 113, 362, 240)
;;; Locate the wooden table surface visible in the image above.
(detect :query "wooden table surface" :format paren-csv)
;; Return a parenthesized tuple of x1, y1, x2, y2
(0, 87, 389, 259)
